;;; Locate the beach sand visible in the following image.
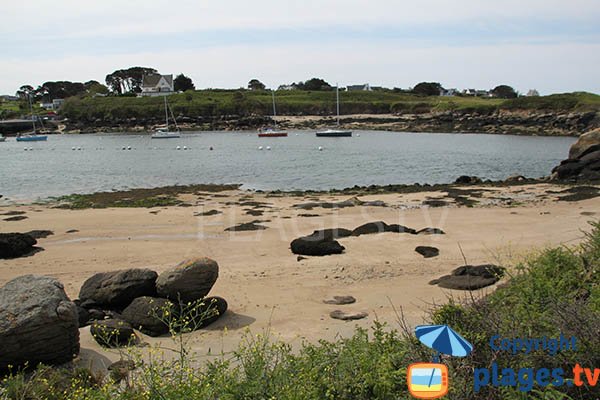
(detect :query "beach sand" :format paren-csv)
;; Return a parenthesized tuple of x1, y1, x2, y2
(1, 183, 598, 370)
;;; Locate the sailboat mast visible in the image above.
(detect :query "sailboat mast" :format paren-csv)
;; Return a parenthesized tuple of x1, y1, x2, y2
(336, 83, 340, 126)
(272, 91, 277, 127)
(164, 96, 169, 130)
(28, 93, 36, 133)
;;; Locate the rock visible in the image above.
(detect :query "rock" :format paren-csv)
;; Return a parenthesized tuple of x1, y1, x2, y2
(454, 176, 482, 184)
(386, 224, 417, 234)
(309, 228, 353, 240)
(0, 232, 37, 259)
(194, 209, 222, 216)
(329, 310, 368, 321)
(0, 275, 79, 369)
(416, 227, 445, 235)
(351, 221, 389, 236)
(76, 305, 91, 327)
(290, 236, 345, 256)
(323, 296, 356, 305)
(422, 199, 448, 207)
(66, 229, 79, 234)
(568, 128, 600, 159)
(24, 230, 54, 239)
(193, 296, 228, 329)
(90, 319, 137, 348)
(108, 359, 136, 383)
(121, 297, 172, 337)
(156, 258, 219, 302)
(415, 246, 439, 258)
(79, 269, 158, 309)
(297, 255, 307, 261)
(429, 264, 505, 290)
(224, 222, 267, 231)
(4, 216, 28, 221)
(504, 174, 526, 183)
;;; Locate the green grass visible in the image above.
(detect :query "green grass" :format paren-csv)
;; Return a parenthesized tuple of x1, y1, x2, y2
(2, 221, 599, 399)
(59, 90, 600, 123)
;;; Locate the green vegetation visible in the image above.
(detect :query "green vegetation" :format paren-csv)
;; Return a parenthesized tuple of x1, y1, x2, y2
(59, 90, 600, 124)
(2, 222, 599, 399)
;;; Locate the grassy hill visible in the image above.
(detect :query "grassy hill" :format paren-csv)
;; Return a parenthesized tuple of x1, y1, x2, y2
(56, 91, 600, 123)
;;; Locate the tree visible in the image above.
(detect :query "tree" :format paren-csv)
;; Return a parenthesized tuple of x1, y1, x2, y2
(35, 81, 86, 101)
(174, 74, 195, 92)
(16, 85, 35, 100)
(412, 82, 443, 96)
(297, 78, 332, 91)
(491, 85, 517, 99)
(247, 79, 265, 91)
(105, 66, 157, 94)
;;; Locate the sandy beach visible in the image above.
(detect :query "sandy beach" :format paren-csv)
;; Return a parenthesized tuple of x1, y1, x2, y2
(1, 182, 598, 370)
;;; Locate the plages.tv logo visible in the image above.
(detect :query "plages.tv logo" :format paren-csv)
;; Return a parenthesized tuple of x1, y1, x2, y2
(408, 324, 473, 399)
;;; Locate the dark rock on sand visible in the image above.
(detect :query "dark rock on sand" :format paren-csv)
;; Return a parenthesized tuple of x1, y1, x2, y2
(429, 264, 505, 290)
(387, 224, 417, 234)
(224, 221, 267, 231)
(91, 319, 137, 348)
(323, 295, 356, 305)
(24, 230, 54, 239)
(121, 296, 172, 337)
(66, 229, 79, 233)
(194, 209, 222, 216)
(422, 199, 448, 207)
(309, 228, 353, 240)
(552, 128, 600, 181)
(351, 221, 389, 236)
(0, 232, 37, 259)
(0, 275, 79, 370)
(297, 255, 308, 261)
(4, 215, 28, 221)
(0, 211, 26, 216)
(193, 296, 228, 329)
(76, 305, 91, 327)
(298, 213, 320, 217)
(329, 310, 368, 321)
(557, 186, 600, 202)
(245, 209, 264, 216)
(290, 236, 345, 256)
(454, 175, 482, 184)
(156, 257, 219, 302)
(416, 227, 445, 235)
(79, 269, 158, 309)
(415, 246, 439, 258)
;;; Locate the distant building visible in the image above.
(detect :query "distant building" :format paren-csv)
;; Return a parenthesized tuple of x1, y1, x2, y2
(40, 102, 54, 110)
(1, 95, 18, 101)
(278, 84, 295, 91)
(52, 99, 65, 109)
(462, 88, 491, 97)
(346, 84, 371, 91)
(140, 74, 174, 97)
(526, 89, 540, 97)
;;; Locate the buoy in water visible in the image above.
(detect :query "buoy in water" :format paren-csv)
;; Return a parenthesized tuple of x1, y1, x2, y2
(29, 147, 33, 151)
(183, 146, 188, 150)
(176, 146, 181, 150)
(122, 146, 126, 150)
(356, 133, 360, 137)
(318, 146, 323, 151)
(209, 146, 213, 151)
(266, 146, 271, 150)
(72, 147, 76, 150)
(77, 147, 82, 150)
(258, 146, 263, 150)
(24, 148, 28, 151)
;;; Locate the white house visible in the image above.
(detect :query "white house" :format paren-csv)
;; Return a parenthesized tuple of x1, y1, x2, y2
(440, 88, 458, 97)
(140, 74, 174, 97)
(346, 84, 371, 91)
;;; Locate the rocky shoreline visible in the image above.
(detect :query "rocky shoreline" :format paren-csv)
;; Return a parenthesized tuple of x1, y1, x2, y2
(55, 110, 600, 136)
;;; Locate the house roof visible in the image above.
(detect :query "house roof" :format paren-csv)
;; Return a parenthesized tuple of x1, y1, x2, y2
(142, 74, 173, 88)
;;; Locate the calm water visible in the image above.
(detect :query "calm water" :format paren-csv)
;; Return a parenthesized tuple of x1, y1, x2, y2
(0, 130, 575, 202)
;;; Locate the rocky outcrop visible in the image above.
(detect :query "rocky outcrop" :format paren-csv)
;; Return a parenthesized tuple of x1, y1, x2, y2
(351, 221, 390, 236)
(0, 275, 79, 369)
(454, 176, 482, 184)
(309, 228, 353, 240)
(415, 246, 440, 258)
(79, 269, 158, 309)
(156, 258, 219, 303)
(0, 233, 37, 259)
(429, 264, 505, 290)
(552, 128, 600, 181)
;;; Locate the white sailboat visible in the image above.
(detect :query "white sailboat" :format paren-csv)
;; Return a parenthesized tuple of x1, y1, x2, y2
(16, 94, 47, 142)
(151, 96, 180, 139)
(258, 91, 288, 137)
(316, 83, 352, 137)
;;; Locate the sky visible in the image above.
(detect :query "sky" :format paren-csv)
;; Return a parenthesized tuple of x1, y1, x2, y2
(1, 0, 599, 95)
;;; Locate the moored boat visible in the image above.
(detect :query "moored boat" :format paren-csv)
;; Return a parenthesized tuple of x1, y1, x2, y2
(258, 91, 288, 137)
(151, 96, 180, 139)
(316, 83, 352, 138)
(16, 134, 47, 142)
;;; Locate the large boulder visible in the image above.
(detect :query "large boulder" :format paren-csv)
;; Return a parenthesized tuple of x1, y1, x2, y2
(429, 264, 505, 290)
(552, 128, 600, 181)
(0, 275, 79, 370)
(121, 296, 172, 337)
(290, 236, 345, 256)
(309, 228, 353, 240)
(156, 258, 219, 302)
(194, 296, 228, 329)
(0, 233, 37, 259)
(569, 128, 600, 159)
(79, 268, 158, 309)
(351, 221, 389, 236)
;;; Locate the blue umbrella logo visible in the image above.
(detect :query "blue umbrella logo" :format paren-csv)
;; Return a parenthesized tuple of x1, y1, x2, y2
(415, 324, 473, 362)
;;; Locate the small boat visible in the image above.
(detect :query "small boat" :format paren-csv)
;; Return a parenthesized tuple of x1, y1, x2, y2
(258, 91, 287, 137)
(151, 96, 180, 139)
(316, 83, 352, 137)
(16, 94, 49, 142)
(16, 134, 47, 142)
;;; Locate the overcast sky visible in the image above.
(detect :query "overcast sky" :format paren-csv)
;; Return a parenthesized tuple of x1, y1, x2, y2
(1, 0, 599, 95)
